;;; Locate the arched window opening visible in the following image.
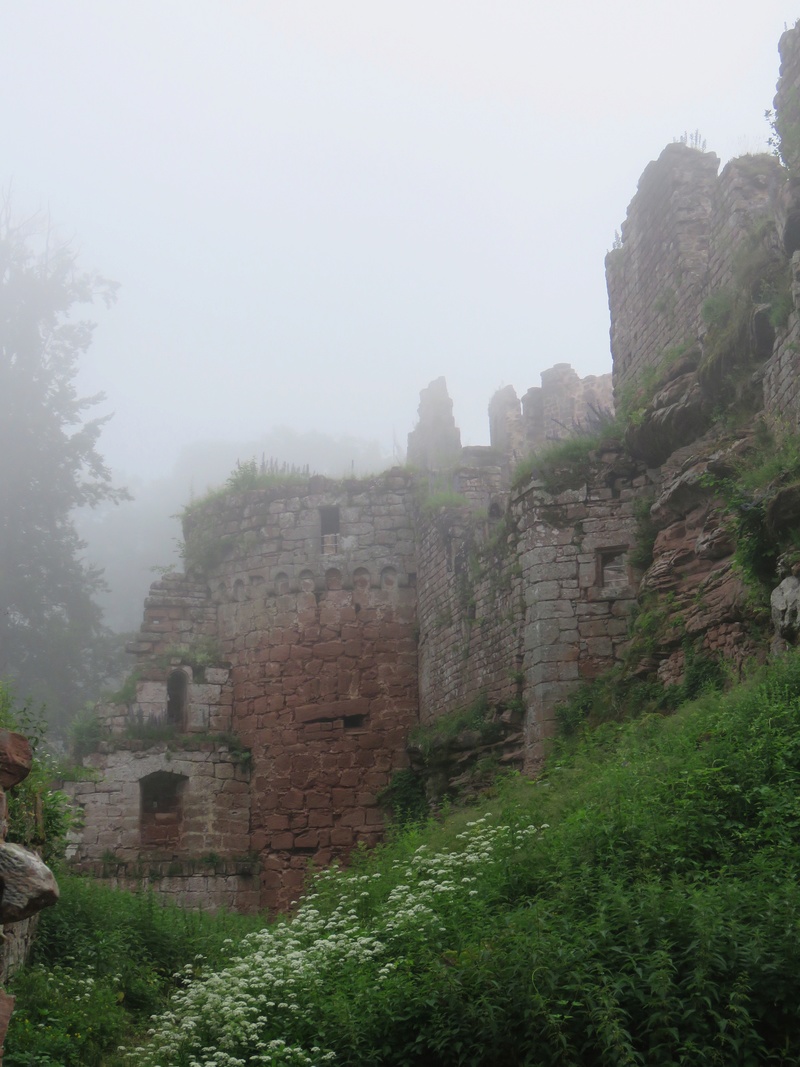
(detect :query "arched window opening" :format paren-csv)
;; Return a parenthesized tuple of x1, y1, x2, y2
(139, 771, 187, 848)
(166, 669, 188, 729)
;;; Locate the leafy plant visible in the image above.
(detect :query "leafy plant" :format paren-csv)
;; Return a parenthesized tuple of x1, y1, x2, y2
(106, 651, 800, 1065)
(377, 769, 429, 826)
(408, 693, 500, 758)
(155, 637, 224, 678)
(0, 684, 73, 863)
(104, 670, 140, 706)
(629, 494, 658, 571)
(68, 705, 107, 760)
(512, 412, 622, 493)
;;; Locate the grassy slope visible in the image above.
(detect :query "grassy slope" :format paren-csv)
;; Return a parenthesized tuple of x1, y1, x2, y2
(9, 652, 800, 1065)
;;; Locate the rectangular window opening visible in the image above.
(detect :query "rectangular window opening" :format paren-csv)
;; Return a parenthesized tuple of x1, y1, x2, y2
(320, 506, 340, 555)
(599, 549, 628, 589)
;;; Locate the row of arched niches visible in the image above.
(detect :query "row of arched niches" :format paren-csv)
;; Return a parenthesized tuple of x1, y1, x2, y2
(211, 566, 415, 605)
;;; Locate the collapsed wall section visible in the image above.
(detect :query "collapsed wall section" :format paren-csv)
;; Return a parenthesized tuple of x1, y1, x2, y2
(765, 23, 800, 429)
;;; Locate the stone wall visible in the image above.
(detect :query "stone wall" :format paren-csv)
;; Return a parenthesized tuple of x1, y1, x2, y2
(487, 366, 614, 469)
(64, 741, 257, 911)
(774, 23, 800, 173)
(707, 154, 782, 294)
(76, 471, 419, 912)
(764, 23, 800, 432)
(515, 450, 645, 765)
(606, 143, 719, 396)
(415, 499, 524, 728)
(126, 574, 218, 660)
(607, 141, 786, 408)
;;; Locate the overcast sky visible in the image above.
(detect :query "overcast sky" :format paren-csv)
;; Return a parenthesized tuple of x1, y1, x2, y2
(3, 1, 798, 482)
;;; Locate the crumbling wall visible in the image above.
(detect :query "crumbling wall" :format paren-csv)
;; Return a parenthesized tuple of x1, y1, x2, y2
(488, 366, 614, 465)
(764, 23, 800, 431)
(74, 470, 419, 913)
(125, 574, 217, 660)
(607, 143, 719, 396)
(407, 377, 462, 470)
(707, 154, 782, 293)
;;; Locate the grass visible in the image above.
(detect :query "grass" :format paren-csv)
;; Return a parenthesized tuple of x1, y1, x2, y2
(512, 420, 623, 494)
(14, 653, 800, 1064)
(4, 873, 263, 1067)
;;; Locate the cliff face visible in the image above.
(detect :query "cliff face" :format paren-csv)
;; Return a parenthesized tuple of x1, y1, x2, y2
(64, 23, 800, 913)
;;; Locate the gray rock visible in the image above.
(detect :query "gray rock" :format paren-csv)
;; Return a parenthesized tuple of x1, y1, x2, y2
(771, 576, 800, 641)
(0, 843, 59, 923)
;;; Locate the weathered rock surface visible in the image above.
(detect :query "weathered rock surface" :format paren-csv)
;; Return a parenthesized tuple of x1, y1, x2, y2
(766, 482, 800, 537)
(0, 844, 59, 923)
(771, 576, 800, 641)
(0, 734, 31, 791)
(776, 175, 800, 255)
(625, 373, 709, 468)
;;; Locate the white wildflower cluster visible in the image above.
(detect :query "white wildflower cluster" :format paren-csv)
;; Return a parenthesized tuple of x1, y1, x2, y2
(135, 816, 546, 1066)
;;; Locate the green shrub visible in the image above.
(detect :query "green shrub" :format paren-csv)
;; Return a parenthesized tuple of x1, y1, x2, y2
(513, 410, 625, 493)
(0, 685, 73, 863)
(409, 693, 501, 757)
(377, 769, 429, 826)
(68, 705, 106, 760)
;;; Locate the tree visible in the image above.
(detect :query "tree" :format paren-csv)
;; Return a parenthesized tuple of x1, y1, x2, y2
(0, 204, 126, 731)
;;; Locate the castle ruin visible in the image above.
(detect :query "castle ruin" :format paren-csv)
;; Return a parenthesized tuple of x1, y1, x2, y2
(66, 23, 800, 913)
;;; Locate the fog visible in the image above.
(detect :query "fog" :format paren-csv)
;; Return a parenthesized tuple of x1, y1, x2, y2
(4, 1, 798, 624)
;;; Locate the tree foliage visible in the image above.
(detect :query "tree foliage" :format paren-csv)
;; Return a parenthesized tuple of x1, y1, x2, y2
(0, 205, 125, 730)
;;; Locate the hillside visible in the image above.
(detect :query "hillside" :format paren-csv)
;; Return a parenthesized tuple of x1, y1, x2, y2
(9, 651, 800, 1064)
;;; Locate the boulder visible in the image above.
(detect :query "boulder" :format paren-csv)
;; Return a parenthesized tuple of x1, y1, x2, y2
(0, 843, 59, 923)
(771, 576, 800, 641)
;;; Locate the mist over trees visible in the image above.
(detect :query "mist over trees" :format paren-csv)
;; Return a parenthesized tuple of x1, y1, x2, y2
(0, 209, 126, 730)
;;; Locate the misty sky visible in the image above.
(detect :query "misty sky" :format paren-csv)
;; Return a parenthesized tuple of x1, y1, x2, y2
(3, 1, 798, 482)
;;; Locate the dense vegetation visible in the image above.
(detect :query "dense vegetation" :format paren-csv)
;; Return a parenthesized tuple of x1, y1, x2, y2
(8, 651, 800, 1065)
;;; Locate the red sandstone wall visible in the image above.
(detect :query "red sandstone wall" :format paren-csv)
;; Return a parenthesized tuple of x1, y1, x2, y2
(190, 471, 419, 910)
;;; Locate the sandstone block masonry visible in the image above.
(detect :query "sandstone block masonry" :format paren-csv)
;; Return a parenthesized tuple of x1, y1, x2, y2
(69, 472, 419, 912)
